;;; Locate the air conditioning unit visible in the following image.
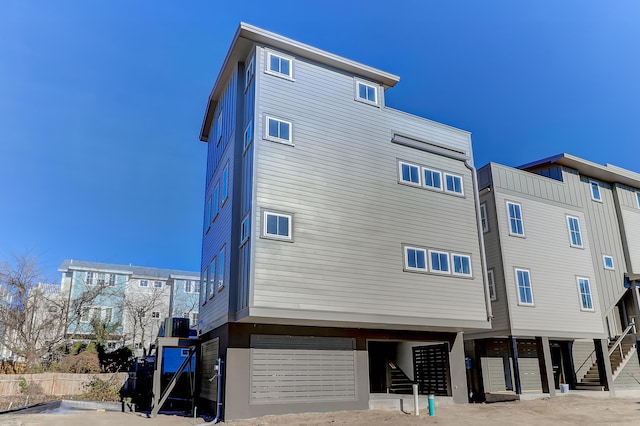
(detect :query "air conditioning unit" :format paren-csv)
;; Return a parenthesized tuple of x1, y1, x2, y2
(163, 317, 190, 338)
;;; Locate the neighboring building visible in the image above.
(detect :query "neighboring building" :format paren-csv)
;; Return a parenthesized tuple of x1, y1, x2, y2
(58, 260, 199, 356)
(467, 153, 640, 398)
(196, 23, 491, 420)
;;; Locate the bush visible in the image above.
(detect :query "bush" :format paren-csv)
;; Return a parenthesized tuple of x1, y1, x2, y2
(81, 376, 121, 401)
(50, 350, 101, 374)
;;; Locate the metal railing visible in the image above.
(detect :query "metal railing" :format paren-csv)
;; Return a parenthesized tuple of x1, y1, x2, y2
(608, 322, 635, 359)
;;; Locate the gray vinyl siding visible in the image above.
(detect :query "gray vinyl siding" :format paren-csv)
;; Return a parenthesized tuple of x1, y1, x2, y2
(572, 339, 597, 382)
(489, 165, 604, 337)
(247, 45, 486, 329)
(481, 357, 510, 392)
(613, 354, 640, 389)
(614, 184, 640, 274)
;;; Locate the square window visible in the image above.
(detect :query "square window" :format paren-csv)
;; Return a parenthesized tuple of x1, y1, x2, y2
(265, 116, 292, 144)
(567, 216, 583, 248)
(480, 203, 489, 233)
(244, 121, 253, 150)
(423, 167, 443, 190)
(399, 161, 421, 186)
(355, 80, 378, 105)
(221, 164, 229, 203)
(590, 180, 602, 202)
(266, 51, 293, 79)
(404, 247, 427, 271)
(263, 211, 292, 240)
(515, 268, 534, 306)
(507, 202, 525, 237)
(152, 311, 160, 319)
(154, 281, 162, 288)
(452, 254, 472, 277)
(488, 269, 496, 301)
(444, 173, 463, 195)
(577, 277, 594, 311)
(429, 250, 450, 274)
(603, 255, 614, 270)
(139, 280, 148, 288)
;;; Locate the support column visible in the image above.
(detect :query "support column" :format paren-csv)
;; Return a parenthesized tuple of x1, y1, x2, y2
(449, 332, 469, 403)
(508, 337, 522, 395)
(562, 341, 577, 390)
(535, 337, 556, 397)
(151, 342, 163, 412)
(594, 338, 615, 398)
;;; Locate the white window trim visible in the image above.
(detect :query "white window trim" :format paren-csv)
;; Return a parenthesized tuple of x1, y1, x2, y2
(262, 210, 293, 241)
(264, 115, 293, 145)
(443, 172, 464, 196)
(265, 50, 294, 80)
(451, 253, 472, 277)
(566, 215, 584, 248)
(576, 276, 595, 312)
(480, 203, 489, 233)
(506, 201, 525, 237)
(515, 268, 534, 306)
(590, 180, 602, 202)
(139, 280, 149, 288)
(398, 161, 422, 187)
(153, 281, 163, 288)
(354, 79, 379, 106)
(429, 250, 451, 274)
(208, 261, 216, 300)
(636, 192, 640, 209)
(243, 120, 253, 151)
(603, 255, 615, 270)
(404, 246, 428, 272)
(217, 248, 225, 291)
(245, 56, 254, 90)
(423, 167, 443, 191)
(488, 269, 497, 301)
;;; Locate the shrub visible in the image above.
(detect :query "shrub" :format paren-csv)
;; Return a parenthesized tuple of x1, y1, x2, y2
(51, 350, 101, 374)
(18, 376, 44, 395)
(81, 376, 121, 401)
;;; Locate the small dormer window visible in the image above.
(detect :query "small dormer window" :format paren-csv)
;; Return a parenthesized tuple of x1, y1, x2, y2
(266, 51, 293, 79)
(355, 80, 378, 106)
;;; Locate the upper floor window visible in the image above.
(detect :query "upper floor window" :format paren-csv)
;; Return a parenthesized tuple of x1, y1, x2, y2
(399, 161, 421, 186)
(480, 203, 489, 233)
(245, 57, 254, 90)
(216, 111, 223, 145)
(566, 216, 583, 248)
(265, 116, 292, 144)
(212, 184, 220, 219)
(185, 280, 199, 293)
(429, 250, 450, 274)
(221, 164, 229, 204)
(201, 268, 209, 304)
(636, 192, 640, 209)
(266, 51, 293, 79)
(243, 121, 253, 151)
(208, 261, 215, 299)
(241, 215, 250, 244)
(263, 210, 292, 241)
(590, 180, 602, 202)
(423, 167, 442, 191)
(507, 201, 525, 237)
(577, 277, 594, 311)
(154, 281, 162, 288)
(217, 248, 225, 291)
(151, 311, 161, 319)
(404, 247, 427, 271)
(515, 268, 534, 306)
(205, 197, 212, 230)
(487, 269, 496, 301)
(444, 173, 463, 195)
(108, 274, 116, 286)
(139, 280, 148, 288)
(355, 80, 378, 105)
(452, 254, 472, 277)
(603, 255, 614, 270)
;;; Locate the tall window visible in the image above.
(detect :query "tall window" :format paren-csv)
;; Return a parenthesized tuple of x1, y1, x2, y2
(243, 121, 253, 150)
(429, 250, 450, 274)
(452, 254, 472, 277)
(577, 277, 594, 311)
(507, 202, 525, 236)
(423, 167, 442, 190)
(217, 248, 225, 291)
(212, 184, 220, 218)
(444, 173, 463, 195)
(636, 192, 640, 209)
(201, 268, 208, 304)
(590, 180, 602, 202)
(221, 164, 229, 203)
(216, 111, 223, 144)
(208, 261, 215, 299)
(405, 247, 427, 271)
(480, 203, 489, 232)
(266, 116, 292, 144)
(245, 57, 254, 89)
(399, 161, 421, 186)
(488, 269, 496, 301)
(515, 268, 534, 306)
(567, 216, 583, 248)
(263, 211, 292, 240)
(266, 52, 293, 78)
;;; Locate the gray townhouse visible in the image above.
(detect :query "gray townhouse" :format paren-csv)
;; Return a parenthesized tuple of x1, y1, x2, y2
(467, 153, 640, 398)
(196, 23, 492, 420)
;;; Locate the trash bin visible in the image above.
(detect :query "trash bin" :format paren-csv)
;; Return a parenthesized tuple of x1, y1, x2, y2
(560, 384, 569, 393)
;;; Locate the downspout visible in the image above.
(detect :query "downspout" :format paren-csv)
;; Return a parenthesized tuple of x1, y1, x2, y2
(391, 134, 493, 322)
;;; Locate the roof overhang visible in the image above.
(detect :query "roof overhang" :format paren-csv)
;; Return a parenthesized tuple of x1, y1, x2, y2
(199, 22, 400, 142)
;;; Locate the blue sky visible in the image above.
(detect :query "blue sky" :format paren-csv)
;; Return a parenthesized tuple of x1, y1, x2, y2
(1, 1, 639, 281)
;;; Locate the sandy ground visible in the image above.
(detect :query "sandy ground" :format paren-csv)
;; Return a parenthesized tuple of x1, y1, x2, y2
(2, 395, 640, 426)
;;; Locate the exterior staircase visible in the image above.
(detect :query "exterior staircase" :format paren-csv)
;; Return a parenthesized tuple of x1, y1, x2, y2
(388, 361, 414, 394)
(577, 334, 637, 390)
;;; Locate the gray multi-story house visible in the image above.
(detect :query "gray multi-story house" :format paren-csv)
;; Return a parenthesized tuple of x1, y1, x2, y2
(468, 153, 640, 398)
(196, 23, 491, 420)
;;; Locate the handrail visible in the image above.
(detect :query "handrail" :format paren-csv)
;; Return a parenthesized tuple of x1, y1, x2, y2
(575, 349, 597, 375)
(609, 323, 635, 358)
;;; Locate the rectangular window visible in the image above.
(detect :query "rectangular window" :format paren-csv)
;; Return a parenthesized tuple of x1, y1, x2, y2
(241, 215, 250, 244)
(108, 274, 116, 286)
(452, 254, 472, 277)
(243, 120, 253, 150)
(205, 198, 211, 230)
(96, 273, 106, 285)
(488, 269, 496, 301)
(266, 51, 293, 78)
(86, 271, 94, 285)
(212, 184, 220, 219)
(191, 312, 198, 325)
(444, 173, 463, 195)
(423, 167, 443, 190)
(208, 261, 215, 299)
(429, 250, 450, 274)
(216, 111, 223, 144)
(154, 281, 162, 288)
(263, 211, 292, 240)
(245, 57, 254, 89)
(515, 268, 534, 306)
(218, 248, 225, 291)
(151, 311, 160, 319)
(201, 268, 208, 304)
(265, 116, 292, 144)
(590, 180, 602, 202)
(399, 161, 421, 186)
(480, 203, 489, 232)
(221, 164, 229, 204)
(139, 280, 148, 288)
(567, 216, 583, 248)
(603, 255, 614, 270)
(507, 202, 525, 236)
(636, 192, 640, 209)
(404, 247, 427, 271)
(577, 277, 594, 311)
(355, 80, 378, 105)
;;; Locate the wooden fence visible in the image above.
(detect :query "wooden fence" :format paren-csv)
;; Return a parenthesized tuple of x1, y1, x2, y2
(0, 372, 129, 396)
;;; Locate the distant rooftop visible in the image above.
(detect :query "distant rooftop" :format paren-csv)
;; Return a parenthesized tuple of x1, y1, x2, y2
(58, 259, 199, 279)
